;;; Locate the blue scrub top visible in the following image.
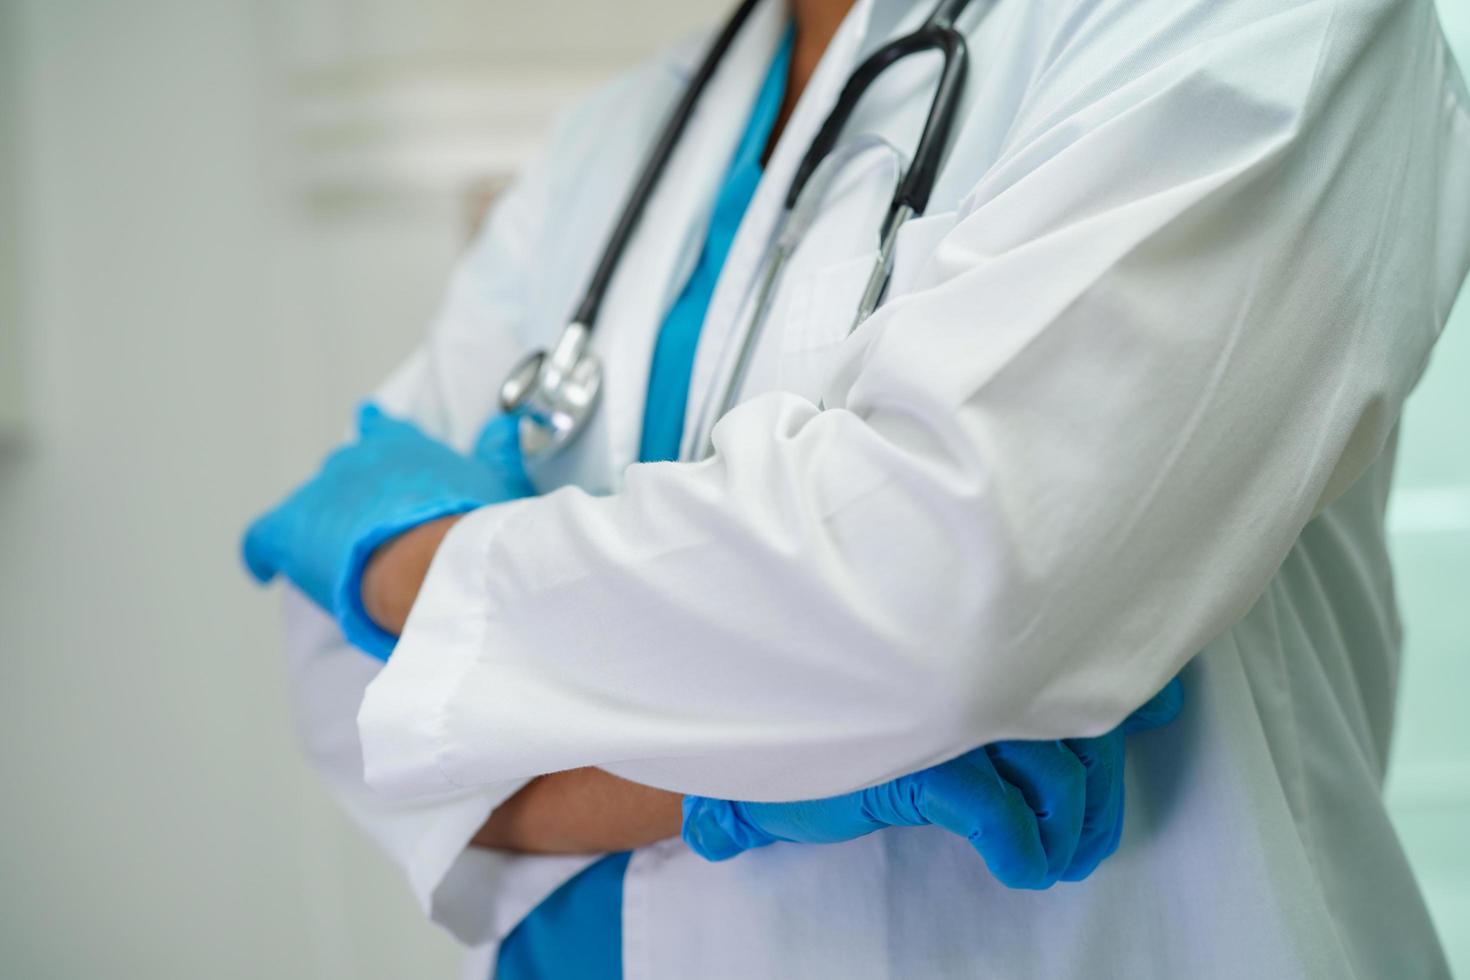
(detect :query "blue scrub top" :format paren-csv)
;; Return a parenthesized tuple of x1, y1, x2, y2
(637, 33, 793, 463)
(494, 28, 792, 980)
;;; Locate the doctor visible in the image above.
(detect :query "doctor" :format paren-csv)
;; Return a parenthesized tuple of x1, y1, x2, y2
(245, 0, 1470, 976)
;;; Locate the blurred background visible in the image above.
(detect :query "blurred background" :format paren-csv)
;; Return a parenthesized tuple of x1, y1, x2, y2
(0, 1, 1465, 976)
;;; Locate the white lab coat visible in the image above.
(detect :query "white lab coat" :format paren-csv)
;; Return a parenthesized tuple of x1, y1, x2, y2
(284, 0, 1470, 975)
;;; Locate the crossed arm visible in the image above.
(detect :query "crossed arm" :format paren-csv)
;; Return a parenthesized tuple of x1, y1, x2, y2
(260, 406, 1178, 883)
(474, 767, 682, 854)
(364, 514, 683, 855)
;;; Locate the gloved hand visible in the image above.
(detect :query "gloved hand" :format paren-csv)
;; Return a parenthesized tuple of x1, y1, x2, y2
(682, 677, 1183, 889)
(471, 411, 532, 481)
(242, 405, 534, 659)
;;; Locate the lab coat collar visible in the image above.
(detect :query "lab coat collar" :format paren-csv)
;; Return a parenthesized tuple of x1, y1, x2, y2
(592, 0, 790, 481)
(596, 0, 925, 472)
(678, 0, 899, 460)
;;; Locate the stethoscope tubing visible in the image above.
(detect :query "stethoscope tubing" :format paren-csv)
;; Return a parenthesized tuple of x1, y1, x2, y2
(689, 3, 973, 459)
(786, 18, 968, 220)
(685, 136, 902, 460)
(508, 0, 976, 462)
(569, 0, 765, 330)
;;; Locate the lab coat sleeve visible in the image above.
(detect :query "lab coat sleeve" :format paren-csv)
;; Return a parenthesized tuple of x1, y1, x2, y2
(360, 0, 1470, 802)
(279, 134, 603, 941)
(282, 588, 595, 946)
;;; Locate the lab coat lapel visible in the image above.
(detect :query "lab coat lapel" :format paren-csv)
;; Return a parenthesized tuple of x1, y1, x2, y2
(679, 0, 900, 459)
(592, 0, 788, 483)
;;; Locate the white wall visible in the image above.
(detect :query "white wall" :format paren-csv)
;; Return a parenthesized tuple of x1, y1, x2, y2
(0, 1, 1465, 978)
(0, 0, 24, 439)
(0, 2, 409, 975)
(0, 1, 713, 977)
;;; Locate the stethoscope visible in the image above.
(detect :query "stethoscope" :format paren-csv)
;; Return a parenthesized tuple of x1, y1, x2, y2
(499, 0, 972, 462)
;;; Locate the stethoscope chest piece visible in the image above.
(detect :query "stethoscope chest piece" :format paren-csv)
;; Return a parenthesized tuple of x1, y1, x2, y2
(499, 321, 604, 456)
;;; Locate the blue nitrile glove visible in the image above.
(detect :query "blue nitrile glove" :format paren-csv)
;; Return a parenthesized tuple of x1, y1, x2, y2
(242, 405, 534, 659)
(683, 677, 1183, 889)
(472, 411, 532, 482)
